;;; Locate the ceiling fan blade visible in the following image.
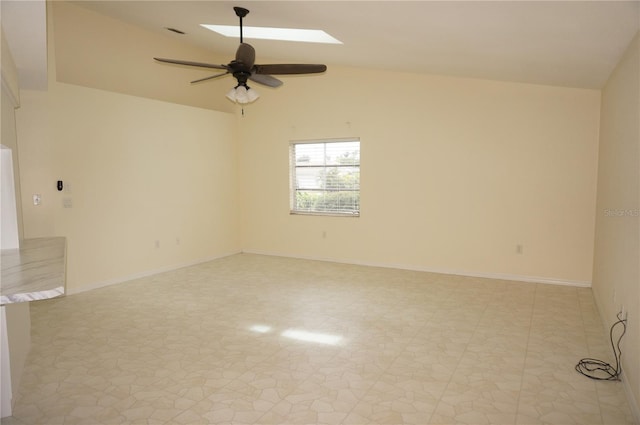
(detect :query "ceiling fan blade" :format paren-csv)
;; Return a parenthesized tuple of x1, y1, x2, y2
(253, 64, 327, 75)
(191, 72, 230, 84)
(154, 57, 228, 70)
(235, 43, 256, 69)
(249, 73, 283, 88)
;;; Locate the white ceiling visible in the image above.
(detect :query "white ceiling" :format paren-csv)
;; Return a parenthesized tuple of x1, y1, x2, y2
(4, 1, 640, 90)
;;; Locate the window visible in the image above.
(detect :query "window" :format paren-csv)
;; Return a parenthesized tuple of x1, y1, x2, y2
(290, 139, 360, 216)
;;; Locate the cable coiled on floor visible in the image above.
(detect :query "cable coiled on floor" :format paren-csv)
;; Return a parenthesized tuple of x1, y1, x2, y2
(575, 312, 627, 381)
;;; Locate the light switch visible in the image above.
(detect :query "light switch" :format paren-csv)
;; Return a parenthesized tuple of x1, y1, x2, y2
(33, 194, 41, 206)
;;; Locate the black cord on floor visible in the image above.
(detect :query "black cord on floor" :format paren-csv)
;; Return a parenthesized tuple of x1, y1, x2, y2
(575, 312, 627, 381)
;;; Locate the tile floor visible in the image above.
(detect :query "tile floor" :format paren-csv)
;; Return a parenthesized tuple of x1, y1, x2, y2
(5, 254, 636, 424)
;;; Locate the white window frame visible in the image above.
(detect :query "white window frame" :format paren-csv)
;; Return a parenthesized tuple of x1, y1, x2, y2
(289, 138, 360, 217)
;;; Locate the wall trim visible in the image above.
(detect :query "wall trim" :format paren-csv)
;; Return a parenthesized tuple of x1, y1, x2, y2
(67, 249, 592, 297)
(66, 250, 241, 295)
(241, 249, 591, 287)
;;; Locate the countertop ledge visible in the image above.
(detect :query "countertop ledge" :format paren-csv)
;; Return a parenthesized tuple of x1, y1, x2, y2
(1, 237, 66, 305)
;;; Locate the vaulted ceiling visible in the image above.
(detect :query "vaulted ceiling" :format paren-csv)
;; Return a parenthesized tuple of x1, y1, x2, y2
(2, 1, 639, 92)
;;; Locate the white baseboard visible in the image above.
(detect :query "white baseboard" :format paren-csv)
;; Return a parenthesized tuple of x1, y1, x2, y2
(240, 249, 591, 287)
(67, 249, 590, 296)
(66, 250, 241, 295)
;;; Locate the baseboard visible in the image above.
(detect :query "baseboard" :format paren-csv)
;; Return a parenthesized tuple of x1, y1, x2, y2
(66, 250, 241, 295)
(240, 249, 591, 287)
(433, 268, 591, 287)
(67, 249, 591, 296)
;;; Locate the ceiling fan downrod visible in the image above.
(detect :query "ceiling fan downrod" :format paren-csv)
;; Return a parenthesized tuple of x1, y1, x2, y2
(233, 7, 249, 44)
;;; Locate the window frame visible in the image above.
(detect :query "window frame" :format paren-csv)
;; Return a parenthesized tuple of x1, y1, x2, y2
(289, 138, 360, 217)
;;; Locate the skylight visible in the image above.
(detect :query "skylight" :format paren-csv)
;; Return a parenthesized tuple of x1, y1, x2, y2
(201, 24, 342, 44)
(249, 325, 272, 334)
(281, 329, 343, 345)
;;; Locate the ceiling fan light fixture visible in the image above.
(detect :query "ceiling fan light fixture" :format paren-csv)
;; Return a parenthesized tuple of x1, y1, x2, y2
(246, 87, 260, 103)
(226, 85, 259, 104)
(225, 87, 238, 102)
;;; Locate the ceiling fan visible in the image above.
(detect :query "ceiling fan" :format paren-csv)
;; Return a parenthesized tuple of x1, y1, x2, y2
(154, 6, 327, 104)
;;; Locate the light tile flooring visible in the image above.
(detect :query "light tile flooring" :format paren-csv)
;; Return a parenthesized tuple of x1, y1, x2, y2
(5, 254, 636, 424)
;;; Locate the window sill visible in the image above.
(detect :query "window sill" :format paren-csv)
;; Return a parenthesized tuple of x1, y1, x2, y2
(290, 211, 360, 218)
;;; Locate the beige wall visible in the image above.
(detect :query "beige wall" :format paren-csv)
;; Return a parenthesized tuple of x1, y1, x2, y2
(14, 1, 241, 293)
(16, 83, 241, 293)
(238, 68, 601, 285)
(46, 1, 603, 288)
(592, 32, 640, 416)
